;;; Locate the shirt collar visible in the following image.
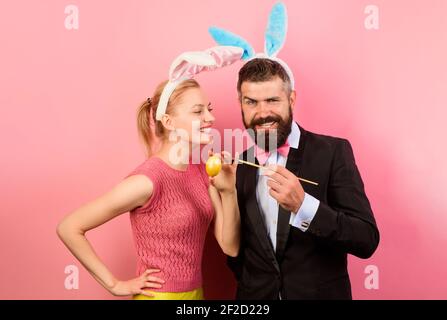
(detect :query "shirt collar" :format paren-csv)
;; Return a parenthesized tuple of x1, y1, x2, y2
(288, 121, 300, 149)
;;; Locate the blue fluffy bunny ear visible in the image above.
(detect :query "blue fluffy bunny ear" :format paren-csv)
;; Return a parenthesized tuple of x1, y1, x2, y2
(208, 27, 255, 60)
(264, 2, 288, 57)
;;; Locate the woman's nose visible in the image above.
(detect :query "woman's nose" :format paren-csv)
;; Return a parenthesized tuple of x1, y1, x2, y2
(204, 109, 215, 123)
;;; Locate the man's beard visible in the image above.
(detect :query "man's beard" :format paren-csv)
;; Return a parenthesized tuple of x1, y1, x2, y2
(243, 106, 293, 152)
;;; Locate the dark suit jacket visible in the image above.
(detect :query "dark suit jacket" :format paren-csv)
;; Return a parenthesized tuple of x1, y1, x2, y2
(229, 124, 380, 300)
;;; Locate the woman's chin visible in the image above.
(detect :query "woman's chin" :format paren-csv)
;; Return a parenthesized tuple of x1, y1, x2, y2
(190, 136, 213, 146)
(199, 134, 213, 145)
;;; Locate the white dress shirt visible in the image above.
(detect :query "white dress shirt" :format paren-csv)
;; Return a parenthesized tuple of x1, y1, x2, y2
(255, 122, 320, 251)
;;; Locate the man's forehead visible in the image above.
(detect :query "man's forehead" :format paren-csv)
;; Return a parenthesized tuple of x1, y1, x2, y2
(241, 79, 286, 99)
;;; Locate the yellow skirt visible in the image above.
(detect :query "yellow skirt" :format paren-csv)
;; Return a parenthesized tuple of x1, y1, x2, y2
(133, 287, 204, 300)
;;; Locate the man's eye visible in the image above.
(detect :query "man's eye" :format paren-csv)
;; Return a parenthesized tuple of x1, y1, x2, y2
(194, 111, 202, 114)
(267, 99, 279, 103)
(245, 100, 255, 105)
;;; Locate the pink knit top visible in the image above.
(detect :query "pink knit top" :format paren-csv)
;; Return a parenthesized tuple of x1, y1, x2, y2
(126, 157, 214, 292)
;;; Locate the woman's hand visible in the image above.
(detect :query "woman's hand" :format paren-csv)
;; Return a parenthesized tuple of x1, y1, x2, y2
(208, 150, 239, 194)
(109, 269, 165, 297)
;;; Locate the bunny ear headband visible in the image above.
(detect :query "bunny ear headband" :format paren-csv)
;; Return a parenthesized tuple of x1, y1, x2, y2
(156, 46, 243, 121)
(208, 2, 294, 89)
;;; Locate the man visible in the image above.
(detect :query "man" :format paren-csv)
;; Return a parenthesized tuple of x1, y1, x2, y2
(229, 58, 380, 300)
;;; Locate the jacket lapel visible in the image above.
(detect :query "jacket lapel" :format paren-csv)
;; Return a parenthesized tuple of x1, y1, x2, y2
(242, 147, 279, 270)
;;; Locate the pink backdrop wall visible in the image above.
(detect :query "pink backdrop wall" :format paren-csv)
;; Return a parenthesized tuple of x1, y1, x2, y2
(1, 0, 446, 299)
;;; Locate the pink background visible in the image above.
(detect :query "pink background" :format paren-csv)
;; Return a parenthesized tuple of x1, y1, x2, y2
(1, 0, 446, 299)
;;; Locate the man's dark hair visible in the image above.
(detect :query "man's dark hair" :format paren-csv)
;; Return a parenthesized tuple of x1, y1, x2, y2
(237, 58, 292, 99)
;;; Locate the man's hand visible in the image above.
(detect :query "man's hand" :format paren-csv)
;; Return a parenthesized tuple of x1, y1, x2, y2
(264, 165, 305, 213)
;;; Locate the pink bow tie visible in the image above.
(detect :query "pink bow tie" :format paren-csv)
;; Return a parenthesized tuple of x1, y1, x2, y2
(255, 140, 291, 165)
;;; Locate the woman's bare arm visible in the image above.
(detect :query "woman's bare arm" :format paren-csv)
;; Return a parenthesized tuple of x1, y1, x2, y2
(209, 185, 241, 257)
(56, 174, 164, 296)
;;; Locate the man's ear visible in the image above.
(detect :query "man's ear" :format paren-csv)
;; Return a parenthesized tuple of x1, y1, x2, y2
(289, 90, 296, 107)
(160, 114, 175, 132)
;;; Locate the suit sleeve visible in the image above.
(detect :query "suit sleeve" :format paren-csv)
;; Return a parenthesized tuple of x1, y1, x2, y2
(306, 139, 380, 259)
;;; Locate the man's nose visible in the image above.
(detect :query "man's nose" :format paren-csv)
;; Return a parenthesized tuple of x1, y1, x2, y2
(257, 102, 272, 118)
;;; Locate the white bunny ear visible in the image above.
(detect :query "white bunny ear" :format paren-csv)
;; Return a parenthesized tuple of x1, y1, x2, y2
(169, 51, 216, 82)
(156, 46, 243, 121)
(264, 2, 288, 57)
(169, 46, 243, 82)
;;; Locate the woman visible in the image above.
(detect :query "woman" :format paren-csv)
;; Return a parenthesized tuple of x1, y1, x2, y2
(56, 77, 240, 300)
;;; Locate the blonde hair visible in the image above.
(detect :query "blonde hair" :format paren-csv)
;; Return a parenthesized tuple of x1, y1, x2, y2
(137, 79, 200, 156)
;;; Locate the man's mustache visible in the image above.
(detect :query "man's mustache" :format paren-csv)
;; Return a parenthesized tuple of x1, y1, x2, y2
(250, 115, 283, 128)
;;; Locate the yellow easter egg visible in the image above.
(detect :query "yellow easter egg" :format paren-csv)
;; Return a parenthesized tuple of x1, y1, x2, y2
(206, 155, 222, 177)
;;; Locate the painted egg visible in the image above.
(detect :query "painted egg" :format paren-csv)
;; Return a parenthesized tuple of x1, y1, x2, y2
(206, 155, 222, 177)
